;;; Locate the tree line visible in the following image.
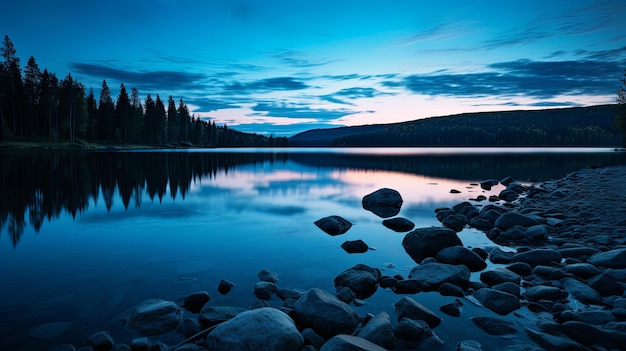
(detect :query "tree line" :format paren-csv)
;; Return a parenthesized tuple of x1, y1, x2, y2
(0, 35, 287, 147)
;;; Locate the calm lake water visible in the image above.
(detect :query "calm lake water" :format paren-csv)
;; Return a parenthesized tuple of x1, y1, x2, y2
(1, 147, 625, 350)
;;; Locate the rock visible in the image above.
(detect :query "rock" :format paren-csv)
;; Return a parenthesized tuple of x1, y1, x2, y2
(402, 227, 463, 263)
(302, 328, 325, 349)
(439, 300, 463, 317)
(129, 337, 150, 351)
(500, 176, 515, 186)
(294, 288, 361, 337)
(320, 334, 388, 351)
(523, 285, 568, 302)
(48, 345, 77, 351)
(382, 217, 415, 232)
(450, 189, 462, 194)
(171, 345, 199, 351)
(357, 312, 396, 350)
(436, 208, 457, 222)
(334, 264, 381, 299)
(525, 225, 549, 241)
(453, 202, 480, 219)
(362, 188, 403, 218)
(205, 307, 303, 351)
(472, 288, 519, 315)
(314, 216, 353, 235)
(506, 262, 533, 276)
(408, 262, 470, 291)
(438, 282, 465, 297)
(563, 263, 601, 278)
(180, 318, 202, 338)
(253, 282, 278, 300)
(498, 190, 519, 202)
(392, 318, 436, 342)
(589, 248, 626, 269)
(525, 328, 588, 351)
(562, 321, 626, 349)
(458, 340, 483, 351)
(586, 271, 621, 296)
(471, 316, 518, 335)
(183, 291, 210, 313)
(436, 246, 487, 272)
(199, 306, 248, 327)
(277, 287, 305, 300)
(492, 282, 520, 297)
(335, 286, 356, 303)
(217, 280, 235, 295)
(393, 279, 421, 294)
(394, 296, 442, 328)
(480, 179, 499, 190)
(559, 246, 601, 259)
(531, 266, 567, 280)
(499, 226, 527, 242)
(560, 277, 602, 305)
(340, 240, 369, 254)
(495, 213, 540, 230)
(84, 331, 114, 351)
(480, 268, 520, 286)
(487, 247, 514, 264)
(442, 214, 468, 232)
(257, 269, 279, 283)
(128, 299, 183, 336)
(559, 310, 616, 324)
(378, 276, 397, 289)
(512, 249, 562, 267)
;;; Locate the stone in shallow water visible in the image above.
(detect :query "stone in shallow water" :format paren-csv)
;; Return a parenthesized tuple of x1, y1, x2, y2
(471, 316, 518, 335)
(217, 279, 235, 295)
(340, 239, 369, 254)
(402, 227, 463, 263)
(128, 299, 183, 336)
(472, 288, 519, 315)
(394, 296, 442, 328)
(382, 217, 415, 232)
(320, 334, 388, 351)
(362, 188, 403, 218)
(314, 216, 352, 235)
(294, 288, 361, 337)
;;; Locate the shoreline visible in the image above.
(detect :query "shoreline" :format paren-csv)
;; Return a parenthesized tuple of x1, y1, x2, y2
(32, 165, 626, 350)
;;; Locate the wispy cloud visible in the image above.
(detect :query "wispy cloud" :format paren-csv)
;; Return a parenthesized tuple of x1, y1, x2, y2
(269, 49, 340, 68)
(320, 87, 388, 105)
(400, 21, 475, 46)
(251, 101, 356, 121)
(224, 77, 309, 93)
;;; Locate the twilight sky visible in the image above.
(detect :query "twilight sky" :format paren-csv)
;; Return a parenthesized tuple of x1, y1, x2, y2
(2, 0, 626, 136)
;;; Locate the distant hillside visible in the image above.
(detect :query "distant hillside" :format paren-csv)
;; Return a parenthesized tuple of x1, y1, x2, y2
(289, 105, 622, 147)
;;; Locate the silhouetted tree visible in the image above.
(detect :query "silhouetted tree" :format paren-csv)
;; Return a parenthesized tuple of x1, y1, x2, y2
(98, 80, 114, 140)
(143, 94, 157, 144)
(86, 87, 98, 140)
(114, 83, 131, 141)
(617, 69, 626, 146)
(23, 56, 41, 136)
(155, 94, 167, 145)
(1, 35, 24, 137)
(167, 95, 178, 143)
(130, 87, 143, 144)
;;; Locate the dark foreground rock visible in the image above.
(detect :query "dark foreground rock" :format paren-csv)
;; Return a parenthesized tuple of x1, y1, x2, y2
(127, 299, 183, 336)
(314, 215, 353, 235)
(402, 227, 463, 263)
(294, 288, 361, 337)
(362, 188, 403, 218)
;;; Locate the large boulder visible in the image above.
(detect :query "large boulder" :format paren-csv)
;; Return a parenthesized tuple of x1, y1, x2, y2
(560, 278, 602, 305)
(333, 264, 381, 299)
(588, 248, 626, 269)
(320, 334, 388, 351)
(356, 312, 396, 350)
(382, 217, 415, 232)
(314, 216, 352, 235)
(362, 188, 403, 218)
(480, 268, 520, 286)
(561, 321, 626, 349)
(408, 262, 470, 291)
(523, 285, 568, 302)
(84, 331, 115, 351)
(470, 317, 517, 335)
(494, 212, 540, 230)
(294, 288, 361, 337)
(472, 288, 519, 315)
(205, 308, 303, 351)
(199, 306, 248, 328)
(127, 299, 183, 336)
(512, 249, 561, 267)
(183, 291, 210, 313)
(435, 246, 487, 272)
(402, 227, 463, 263)
(393, 296, 442, 328)
(525, 328, 588, 351)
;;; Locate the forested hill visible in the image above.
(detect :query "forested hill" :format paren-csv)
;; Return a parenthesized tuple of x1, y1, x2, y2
(289, 105, 622, 147)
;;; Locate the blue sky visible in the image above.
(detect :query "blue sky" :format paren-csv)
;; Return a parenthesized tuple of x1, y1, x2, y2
(2, 0, 625, 136)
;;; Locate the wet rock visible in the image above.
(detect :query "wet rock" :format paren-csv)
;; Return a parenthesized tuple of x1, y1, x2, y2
(205, 307, 304, 351)
(180, 317, 202, 338)
(523, 285, 568, 302)
(471, 316, 517, 335)
(128, 299, 183, 336)
(512, 249, 562, 267)
(340, 240, 369, 254)
(589, 248, 626, 269)
(335, 286, 356, 303)
(525, 328, 588, 351)
(480, 179, 499, 190)
(253, 282, 278, 300)
(382, 217, 415, 232)
(320, 334, 388, 351)
(257, 269, 279, 283)
(439, 299, 463, 317)
(129, 337, 150, 351)
(436, 246, 487, 272)
(314, 215, 353, 235)
(199, 306, 248, 328)
(560, 277, 602, 305)
(393, 318, 436, 342)
(480, 268, 521, 286)
(563, 263, 601, 278)
(438, 282, 465, 297)
(495, 212, 541, 230)
(442, 214, 468, 232)
(294, 288, 361, 337)
(334, 264, 381, 299)
(586, 271, 621, 296)
(492, 282, 520, 297)
(506, 262, 533, 276)
(472, 288, 519, 315)
(486, 247, 514, 264)
(402, 227, 463, 263)
(450, 189, 462, 194)
(525, 225, 549, 241)
(458, 340, 483, 351)
(276, 287, 305, 301)
(362, 188, 403, 218)
(559, 310, 616, 324)
(183, 291, 210, 313)
(408, 262, 470, 291)
(453, 202, 480, 219)
(357, 312, 396, 350)
(562, 321, 626, 349)
(531, 266, 567, 280)
(378, 276, 397, 289)
(394, 296, 442, 328)
(436, 208, 457, 222)
(393, 279, 421, 294)
(498, 190, 519, 202)
(302, 328, 325, 349)
(84, 331, 114, 351)
(217, 279, 235, 295)
(559, 246, 601, 259)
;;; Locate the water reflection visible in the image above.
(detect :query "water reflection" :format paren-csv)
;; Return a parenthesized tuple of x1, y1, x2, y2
(1, 148, 625, 247)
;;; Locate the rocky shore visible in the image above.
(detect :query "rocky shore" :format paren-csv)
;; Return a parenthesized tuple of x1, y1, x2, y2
(49, 166, 626, 351)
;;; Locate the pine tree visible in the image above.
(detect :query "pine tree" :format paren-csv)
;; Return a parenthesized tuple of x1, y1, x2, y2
(130, 87, 143, 144)
(114, 83, 131, 141)
(98, 80, 114, 140)
(23, 56, 41, 137)
(155, 94, 167, 145)
(167, 95, 178, 143)
(617, 69, 626, 146)
(178, 98, 190, 142)
(1, 35, 25, 137)
(86, 88, 98, 140)
(143, 94, 157, 144)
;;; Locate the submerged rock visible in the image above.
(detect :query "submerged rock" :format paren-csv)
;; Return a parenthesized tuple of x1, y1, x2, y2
(183, 291, 210, 313)
(408, 262, 470, 290)
(357, 312, 396, 350)
(127, 299, 183, 336)
(435, 246, 487, 272)
(471, 317, 518, 335)
(472, 288, 519, 315)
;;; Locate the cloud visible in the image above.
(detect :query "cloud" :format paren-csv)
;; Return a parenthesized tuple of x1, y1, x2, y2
(251, 102, 356, 121)
(270, 49, 339, 68)
(229, 122, 345, 137)
(224, 77, 309, 93)
(399, 21, 475, 46)
(385, 59, 622, 99)
(320, 87, 388, 105)
(184, 97, 240, 112)
(70, 62, 207, 90)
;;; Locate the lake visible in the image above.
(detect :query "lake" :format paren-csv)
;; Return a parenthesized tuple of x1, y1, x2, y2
(1, 147, 625, 350)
